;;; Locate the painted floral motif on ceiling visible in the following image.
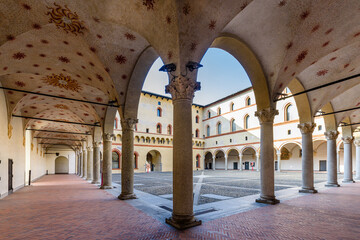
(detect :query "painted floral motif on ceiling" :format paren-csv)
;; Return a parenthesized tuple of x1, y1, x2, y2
(46, 3, 86, 35)
(143, 0, 155, 10)
(43, 73, 82, 92)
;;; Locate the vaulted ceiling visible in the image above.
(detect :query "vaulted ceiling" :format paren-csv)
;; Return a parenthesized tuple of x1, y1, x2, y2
(0, 0, 359, 149)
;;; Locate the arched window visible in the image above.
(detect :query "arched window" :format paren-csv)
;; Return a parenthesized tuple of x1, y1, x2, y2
(157, 107, 162, 117)
(112, 150, 120, 169)
(217, 107, 221, 115)
(230, 102, 234, 111)
(244, 115, 250, 129)
(167, 124, 172, 135)
(246, 97, 251, 106)
(134, 153, 138, 169)
(231, 119, 236, 132)
(217, 122, 222, 135)
(195, 129, 199, 138)
(206, 125, 210, 137)
(134, 124, 137, 131)
(114, 118, 118, 129)
(195, 115, 199, 123)
(285, 104, 293, 121)
(156, 123, 162, 133)
(196, 155, 200, 168)
(208, 111, 211, 118)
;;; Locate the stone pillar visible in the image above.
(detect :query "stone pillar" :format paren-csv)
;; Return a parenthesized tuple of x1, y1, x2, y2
(92, 141, 101, 184)
(224, 156, 228, 170)
(119, 118, 138, 200)
(82, 145, 87, 179)
(355, 140, 360, 181)
(86, 146, 93, 181)
(325, 131, 340, 187)
(342, 136, 355, 183)
(212, 155, 216, 170)
(256, 153, 260, 171)
(277, 152, 281, 172)
(255, 109, 279, 204)
(80, 150, 84, 178)
(298, 122, 317, 193)
(239, 154, 242, 171)
(101, 133, 113, 189)
(165, 76, 201, 229)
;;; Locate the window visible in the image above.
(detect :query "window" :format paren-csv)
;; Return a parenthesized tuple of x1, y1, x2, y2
(134, 124, 137, 131)
(285, 87, 290, 94)
(146, 128, 149, 133)
(112, 151, 120, 169)
(246, 97, 251, 106)
(230, 102, 234, 111)
(157, 107, 162, 117)
(217, 122, 222, 135)
(245, 136, 248, 141)
(231, 119, 236, 132)
(206, 125, 210, 137)
(288, 129, 291, 135)
(196, 155, 200, 168)
(156, 123, 161, 133)
(158, 101, 161, 105)
(195, 129, 199, 138)
(318, 125, 322, 131)
(167, 125, 172, 135)
(196, 110, 199, 113)
(208, 111, 211, 118)
(285, 104, 293, 121)
(215, 141, 218, 145)
(134, 153, 138, 169)
(244, 115, 250, 129)
(217, 107, 221, 115)
(114, 118, 118, 129)
(195, 115, 199, 123)
(230, 139, 232, 143)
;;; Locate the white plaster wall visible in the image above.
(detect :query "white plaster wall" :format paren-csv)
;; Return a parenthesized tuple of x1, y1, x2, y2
(45, 149, 75, 174)
(280, 145, 302, 170)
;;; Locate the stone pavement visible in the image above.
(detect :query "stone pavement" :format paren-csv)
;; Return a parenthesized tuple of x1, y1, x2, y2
(0, 174, 359, 239)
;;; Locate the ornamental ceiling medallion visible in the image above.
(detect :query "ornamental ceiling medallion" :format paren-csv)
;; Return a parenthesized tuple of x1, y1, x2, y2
(43, 73, 82, 92)
(46, 3, 86, 35)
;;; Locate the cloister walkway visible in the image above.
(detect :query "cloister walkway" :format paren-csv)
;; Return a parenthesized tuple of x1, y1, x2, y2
(0, 175, 359, 239)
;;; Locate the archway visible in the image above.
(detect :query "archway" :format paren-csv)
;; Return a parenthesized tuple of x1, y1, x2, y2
(146, 150, 162, 172)
(279, 142, 302, 171)
(55, 156, 69, 174)
(204, 152, 213, 169)
(227, 149, 240, 170)
(215, 150, 225, 170)
(242, 147, 256, 170)
(313, 140, 327, 171)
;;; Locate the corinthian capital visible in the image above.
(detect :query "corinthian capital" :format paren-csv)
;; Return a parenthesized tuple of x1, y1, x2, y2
(104, 133, 114, 141)
(87, 146, 93, 151)
(354, 139, 360, 147)
(324, 130, 339, 140)
(93, 141, 102, 147)
(298, 122, 316, 134)
(342, 136, 354, 144)
(165, 76, 200, 100)
(255, 109, 279, 123)
(121, 118, 138, 131)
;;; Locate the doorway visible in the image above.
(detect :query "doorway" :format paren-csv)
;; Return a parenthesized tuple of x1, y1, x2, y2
(55, 156, 69, 174)
(8, 159, 13, 193)
(319, 160, 327, 171)
(245, 162, 249, 170)
(233, 162, 238, 170)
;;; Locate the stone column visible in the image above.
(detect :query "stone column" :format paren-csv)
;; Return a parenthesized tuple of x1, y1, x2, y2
(325, 131, 340, 187)
(298, 122, 317, 193)
(255, 109, 279, 204)
(342, 136, 355, 183)
(92, 141, 101, 184)
(239, 154, 242, 171)
(119, 118, 138, 200)
(212, 155, 216, 170)
(79, 150, 84, 178)
(165, 76, 201, 229)
(256, 153, 260, 171)
(101, 133, 113, 189)
(355, 140, 360, 181)
(224, 156, 228, 170)
(277, 152, 281, 172)
(82, 145, 87, 179)
(86, 146, 93, 181)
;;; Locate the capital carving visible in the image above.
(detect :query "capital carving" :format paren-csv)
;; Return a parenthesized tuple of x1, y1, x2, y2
(87, 146, 93, 151)
(324, 130, 339, 140)
(298, 122, 316, 134)
(165, 76, 200, 100)
(354, 139, 360, 147)
(93, 141, 102, 147)
(254, 109, 279, 123)
(342, 136, 354, 144)
(121, 118, 138, 131)
(104, 133, 114, 141)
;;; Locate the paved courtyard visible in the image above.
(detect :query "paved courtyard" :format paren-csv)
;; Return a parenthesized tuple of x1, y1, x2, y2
(113, 170, 343, 205)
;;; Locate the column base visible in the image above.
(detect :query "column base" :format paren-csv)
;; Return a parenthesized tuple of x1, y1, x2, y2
(165, 214, 201, 230)
(299, 188, 318, 193)
(342, 180, 355, 183)
(118, 193, 137, 200)
(325, 183, 340, 187)
(255, 197, 280, 205)
(100, 185, 112, 189)
(86, 178, 93, 181)
(91, 180, 100, 184)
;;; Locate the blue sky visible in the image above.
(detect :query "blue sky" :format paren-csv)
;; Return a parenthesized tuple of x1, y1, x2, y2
(142, 48, 251, 105)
